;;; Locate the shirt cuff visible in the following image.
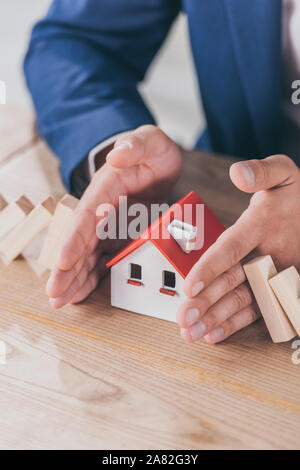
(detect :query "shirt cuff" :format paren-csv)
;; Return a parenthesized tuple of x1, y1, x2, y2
(88, 131, 133, 179)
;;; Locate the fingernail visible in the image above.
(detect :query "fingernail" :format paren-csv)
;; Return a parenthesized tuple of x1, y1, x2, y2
(238, 163, 255, 186)
(190, 321, 206, 340)
(191, 281, 204, 297)
(186, 308, 200, 326)
(206, 327, 224, 343)
(115, 141, 133, 151)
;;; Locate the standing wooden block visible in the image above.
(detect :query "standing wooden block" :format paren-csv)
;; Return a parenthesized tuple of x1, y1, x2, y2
(244, 256, 296, 343)
(0, 195, 34, 239)
(38, 194, 79, 270)
(269, 266, 300, 337)
(0, 196, 57, 264)
(0, 194, 8, 212)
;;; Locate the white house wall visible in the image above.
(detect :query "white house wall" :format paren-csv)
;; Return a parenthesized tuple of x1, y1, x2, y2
(110, 241, 186, 322)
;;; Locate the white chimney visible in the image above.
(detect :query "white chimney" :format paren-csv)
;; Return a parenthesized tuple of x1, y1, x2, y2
(167, 219, 198, 253)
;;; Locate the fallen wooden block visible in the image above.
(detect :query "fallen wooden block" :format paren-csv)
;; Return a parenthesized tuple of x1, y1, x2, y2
(0, 194, 7, 212)
(269, 266, 300, 337)
(38, 194, 79, 270)
(0, 196, 57, 264)
(0, 195, 34, 239)
(244, 255, 296, 343)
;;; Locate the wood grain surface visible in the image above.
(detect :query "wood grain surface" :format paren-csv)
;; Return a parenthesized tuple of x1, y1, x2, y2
(0, 108, 299, 450)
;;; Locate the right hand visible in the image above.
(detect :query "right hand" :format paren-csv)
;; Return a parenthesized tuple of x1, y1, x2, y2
(46, 125, 182, 308)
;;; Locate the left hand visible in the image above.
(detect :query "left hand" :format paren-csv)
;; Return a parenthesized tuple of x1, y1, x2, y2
(46, 126, 181, 308)
(177, 154, 300, 344)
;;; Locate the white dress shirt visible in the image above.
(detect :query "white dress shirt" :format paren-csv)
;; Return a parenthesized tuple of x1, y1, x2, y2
(88, 0, 300, 179)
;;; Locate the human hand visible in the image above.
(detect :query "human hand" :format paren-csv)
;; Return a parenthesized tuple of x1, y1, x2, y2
(46, 125, 182, 308)
(177, 155, 300, 344)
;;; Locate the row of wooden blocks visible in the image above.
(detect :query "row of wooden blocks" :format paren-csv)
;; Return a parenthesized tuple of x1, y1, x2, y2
(244, 256, 300, 343)
(0, 193, 79, 269)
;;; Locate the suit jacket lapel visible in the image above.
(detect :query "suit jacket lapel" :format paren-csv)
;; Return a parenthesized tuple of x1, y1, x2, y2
(223, 0, 282, 155)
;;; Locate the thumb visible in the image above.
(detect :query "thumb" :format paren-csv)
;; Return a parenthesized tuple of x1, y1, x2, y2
(105, 125, 162, 169)
(106, 125, 180, 170)
(106, 132, 145, 169)
(229, 154, 298, 193)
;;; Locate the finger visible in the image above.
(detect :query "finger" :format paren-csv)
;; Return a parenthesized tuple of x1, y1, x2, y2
(49, 262, 90, 309)
(95, 215, 130, 253)
(230, 154, 298, 193)
(57, 166, 123, 271)
(46, 244, 102, 298)
(57, 206, 97, 271)
(106, 135, 144, 169)
(107, 125, 168, 169)
(49, 249, 102, 308)
(70, 254, 110, 304)
(177, 263, 246, 327)
(47, 254, 86, 299)
(180, 283, 253, 342)
(184, 206, 262, 297)
(107, 125, 181, 183)
(204, 304, 260, 344)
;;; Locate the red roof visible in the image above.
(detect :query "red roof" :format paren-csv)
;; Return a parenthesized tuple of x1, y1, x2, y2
(106, 191, 225, 278)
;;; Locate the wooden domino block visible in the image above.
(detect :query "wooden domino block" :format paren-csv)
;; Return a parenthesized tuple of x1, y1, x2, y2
(0, 196, 57, 264)
(0, 194, 7, 212)
(269, 266, 300, 337)
(0, 195, 34, 239)
(243, 255, 296, 343)
(38, 194, 79, 270)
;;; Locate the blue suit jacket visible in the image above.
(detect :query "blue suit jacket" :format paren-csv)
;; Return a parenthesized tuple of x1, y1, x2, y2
(24, 0, 283, 189)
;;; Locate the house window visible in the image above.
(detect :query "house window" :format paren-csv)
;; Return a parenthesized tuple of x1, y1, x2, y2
(129, 263, 142, 280)
(163, 270, 176, 289)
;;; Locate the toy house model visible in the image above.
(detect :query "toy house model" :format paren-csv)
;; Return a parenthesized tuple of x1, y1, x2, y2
(106, 192, 225, 322)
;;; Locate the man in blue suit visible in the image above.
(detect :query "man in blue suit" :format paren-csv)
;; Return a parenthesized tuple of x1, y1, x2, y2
(25, 0, 300, 343)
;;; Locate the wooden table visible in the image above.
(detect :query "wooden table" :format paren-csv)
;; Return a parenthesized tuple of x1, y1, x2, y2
(0, 107, 299, 450)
